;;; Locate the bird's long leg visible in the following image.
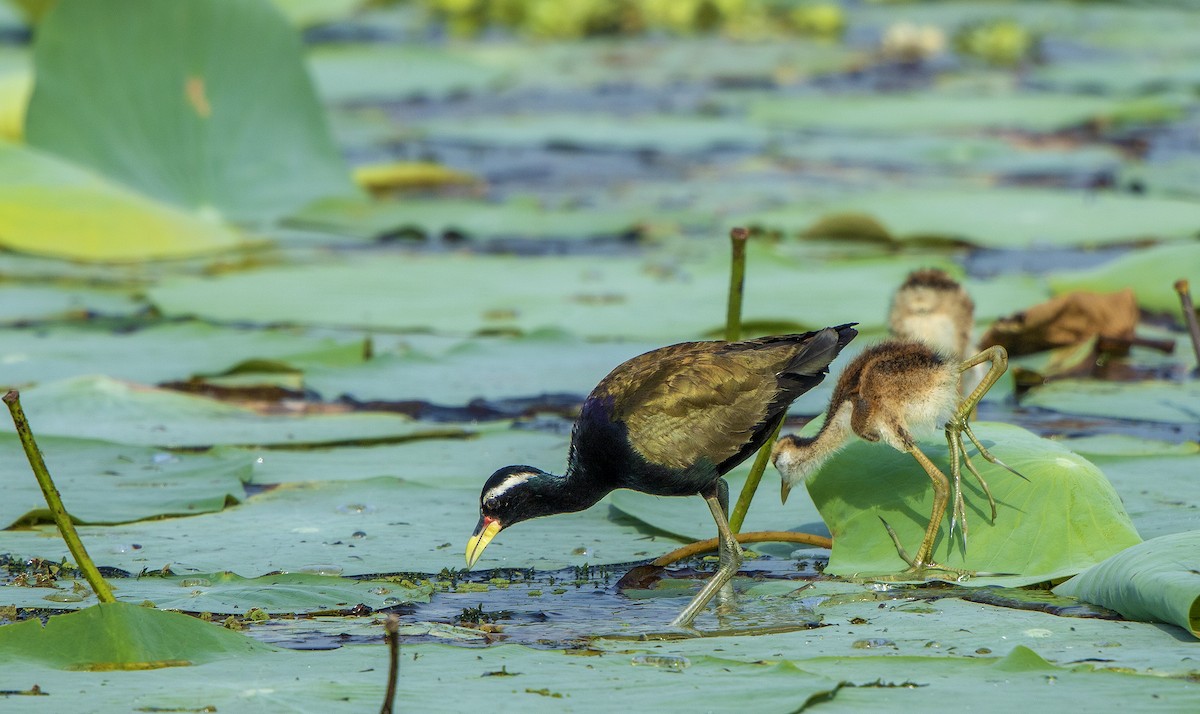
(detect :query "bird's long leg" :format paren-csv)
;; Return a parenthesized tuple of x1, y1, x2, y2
(670, 484, 744, 629)
(903, 444, 952, 571)
(944, 346, 1025, 551)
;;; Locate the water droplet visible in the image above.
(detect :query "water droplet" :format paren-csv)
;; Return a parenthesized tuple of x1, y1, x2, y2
(383, 597, 401, 605)
(298, 564, 343, 576)
(975, 647, 992, 654)
(179, 578, 211, 588)
(44, 591, 87, 603)
(369, 587, 391, 596)
(109, 543, 136, 554)
(631, 654, 690, 670)
(256, 457, 264, 465)
(851, 638, 896, 650)
(151, 452, 179, 465)
(336, 503, 376, 515)
(352, 531, 367, 539)
(1023, 628, 1053, 638)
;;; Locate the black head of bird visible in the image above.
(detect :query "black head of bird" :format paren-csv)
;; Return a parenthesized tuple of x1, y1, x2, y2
(467, 324, 858, 628)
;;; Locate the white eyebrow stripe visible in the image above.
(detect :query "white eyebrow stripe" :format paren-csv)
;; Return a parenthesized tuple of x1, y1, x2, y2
(484, 472, 534, 502)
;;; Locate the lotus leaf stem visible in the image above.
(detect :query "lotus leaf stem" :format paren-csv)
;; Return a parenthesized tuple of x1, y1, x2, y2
(3, 390, 115, 604)
(652, 530, 831, 567)
(1175, 279, 1200, 369)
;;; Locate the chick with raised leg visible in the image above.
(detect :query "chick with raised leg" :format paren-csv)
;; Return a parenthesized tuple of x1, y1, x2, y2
(772, 339, 1023, 578)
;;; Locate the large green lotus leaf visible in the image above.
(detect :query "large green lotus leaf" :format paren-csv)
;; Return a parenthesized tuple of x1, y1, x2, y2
(301, 331, 658, 403)
(0, 642, 848, 713)
(1058, 434, 1200, 458)
(1049, 242, 1200, 317)
(0, 141, 242, 261)
(1121, 158, 1200, 199)
(742, 188, 1200, 249)
(1, 376, 465, 448)
(474, 37, 855, 90)
(0, 321, 360, 388)
(779, 134, 1122, 179)
(307, 44, 507, 103)
(287, 195, 694, 241)
(1022, 380, 1200, 425)
(147, 247, 1035, 339)
(0, 284, 142, 324)
(0, 572, 431, 614)
(0, 477, 667, 576)
(1033, 59, 1200, 95)
(1080, 452, 1200, 541)
(1055, 531, 1200, 639)
(1, 433, 250, 527)
(270, 0, 362, 28)
(0, 602, 274, 669)
(597, 593, 1200, 678)
(747, 93, 1179, 133)
(803, 422, 1141, 582)
(26, 0, 355, 225)
(416, 114, 774, 153)
(241, 425, 568, 488)
(7, 635, 1200, 713)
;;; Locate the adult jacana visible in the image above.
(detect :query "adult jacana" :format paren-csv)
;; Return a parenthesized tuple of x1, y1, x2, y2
(467, 324, 858, 628)
(772, 338, 1023, 577)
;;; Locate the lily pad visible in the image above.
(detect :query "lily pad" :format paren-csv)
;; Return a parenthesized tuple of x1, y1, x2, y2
(242, 425, 568, 488)
(0, 321, 360, 389)
(1049, 242, 1200, 318)
(1, 433, 251, 528)
(0, 477, 668, 576)
(1022, 380, 1200, 425)
(1, 572, 432, 615)
(748, 93, 1178, 133)
(307, 44, 508, 103)
(0, 602, 274, 669)
(0, 141, 243, 261)
(801, 422, 1141, 582)
(1055, 530, 1200, 639)
(1, 376, 466, 448)
(148, 246, 1037, 339)
(743, 188, 1200, 249)
(302, 331, 658, 404)
(287, 194, 684, 241)
(416, 113, 774, 153)
(1079, 452, 1200, 541)
(26, 0, 355, 225)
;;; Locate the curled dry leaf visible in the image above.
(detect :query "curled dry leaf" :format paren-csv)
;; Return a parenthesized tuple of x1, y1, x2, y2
(980, 289, 1139, 357)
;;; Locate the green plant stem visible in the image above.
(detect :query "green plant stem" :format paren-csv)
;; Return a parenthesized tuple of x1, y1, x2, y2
(380, 613, 400, 714)
(728, 419, 783, 534)
(3, 390, 115, 604)
(725, 227, 748, 343)
(1175, 279, 1200, 369)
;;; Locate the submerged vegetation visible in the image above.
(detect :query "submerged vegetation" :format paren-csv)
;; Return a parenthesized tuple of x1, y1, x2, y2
(0, 0, 1199, 710)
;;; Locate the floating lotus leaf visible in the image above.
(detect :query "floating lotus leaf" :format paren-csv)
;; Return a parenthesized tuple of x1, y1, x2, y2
(26, 0, 355, 225)
(802, 422, 1141, 583)
(1, 433, 250, 528)
(0, 141, 242, 261)
(2, 376, 465, 448)
(0, 602, 274, 669)
(1055, 530, 1200, 639)
(1022, 380, 1200, 425)
(1049, 242, 1200, 318)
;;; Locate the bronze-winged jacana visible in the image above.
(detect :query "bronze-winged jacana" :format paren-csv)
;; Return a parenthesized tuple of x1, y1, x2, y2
(887, 267, 984, 542)
(888, 268, 974, 362)
(467, 324, 858, 628)
(772, 338, 1023, 577)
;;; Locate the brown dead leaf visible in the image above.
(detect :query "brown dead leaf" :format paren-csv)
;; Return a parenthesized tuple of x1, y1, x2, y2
(980, 289, 1138, 357)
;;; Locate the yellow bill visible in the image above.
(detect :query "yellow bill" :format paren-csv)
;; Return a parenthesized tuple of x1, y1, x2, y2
(466, 516, 503, 568)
